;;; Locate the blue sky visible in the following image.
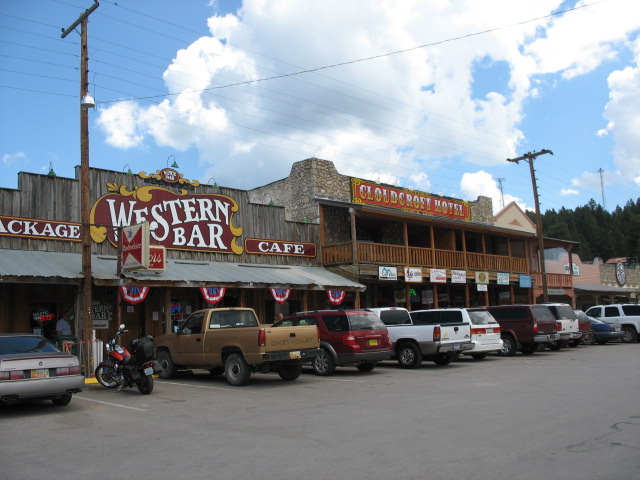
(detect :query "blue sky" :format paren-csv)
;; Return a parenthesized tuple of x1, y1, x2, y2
(2, 0, 640, 214)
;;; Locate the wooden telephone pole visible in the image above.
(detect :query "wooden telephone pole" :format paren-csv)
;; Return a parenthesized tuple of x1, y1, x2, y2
(507, 149, 553, 303)
(61, 1, 99, 375)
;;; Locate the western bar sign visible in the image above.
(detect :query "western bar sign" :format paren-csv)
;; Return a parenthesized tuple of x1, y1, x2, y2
(90, 184, 243, 254)
(351, 178, 470, 221)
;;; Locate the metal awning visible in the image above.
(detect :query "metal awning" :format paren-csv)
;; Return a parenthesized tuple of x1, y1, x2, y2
(0, 249, 365, 291)
(573, 283, 639, 295)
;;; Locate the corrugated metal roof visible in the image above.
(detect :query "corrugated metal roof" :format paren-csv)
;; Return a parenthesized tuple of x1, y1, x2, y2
(0, 249, 118, 282)
(0, 249, 364, 290)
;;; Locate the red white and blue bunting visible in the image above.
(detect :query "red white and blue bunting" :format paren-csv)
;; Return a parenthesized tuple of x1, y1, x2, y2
(327, 290, 346, 305)
(270, 288, 291, 304)
(120, 286, 150, 305)
(200, 287, 226, 304)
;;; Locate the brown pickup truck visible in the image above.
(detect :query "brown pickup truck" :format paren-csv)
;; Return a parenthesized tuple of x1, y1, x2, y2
(154, 308, 321, 386)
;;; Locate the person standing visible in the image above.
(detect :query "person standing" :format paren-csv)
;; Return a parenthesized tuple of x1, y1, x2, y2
(56, 312, 72, 336)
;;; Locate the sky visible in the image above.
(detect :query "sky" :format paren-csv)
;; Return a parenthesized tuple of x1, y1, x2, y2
(1, 0, 640, 215)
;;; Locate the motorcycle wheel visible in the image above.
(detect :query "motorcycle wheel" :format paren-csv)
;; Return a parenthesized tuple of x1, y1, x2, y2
(95, 365, 119, 388)
(137, 374, 154, 395)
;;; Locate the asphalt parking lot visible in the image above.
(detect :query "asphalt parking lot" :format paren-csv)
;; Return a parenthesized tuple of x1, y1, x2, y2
(1, 342, 639, 480)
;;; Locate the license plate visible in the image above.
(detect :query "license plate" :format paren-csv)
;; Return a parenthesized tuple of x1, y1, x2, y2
(32, 369, 49, 378)
(368, 339, 379, 346)
(144, 367, 154, 376)
(452, 344, 460, 350)
(485, 328, 493, 334)
(289, 351, 301, 359)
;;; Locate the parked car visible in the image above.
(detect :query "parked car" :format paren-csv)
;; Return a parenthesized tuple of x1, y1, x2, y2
(485, 305, 560, 355)
(583, 317, 624, 345)
(367, 307, 472, 367)
(544, 303, 581, 349)
(584, 304, 640, 343)
(0, 334, 84, 406)
(274, 310, 392, 376)
(574, 310, 594, 346)
(412, 308, 502, 360)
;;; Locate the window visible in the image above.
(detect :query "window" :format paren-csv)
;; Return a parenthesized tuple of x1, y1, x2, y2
(468, 310, 498, 325)
(322, 315, 349, 332)
(604, 307, 620, 318)
(181, 312, 204, 334)
(621, 305, 640, 316)
(348, 313, 386, 330)
(411, 311, 441, 325)
(439, 311, 463, 324)
(0, 336, 59, 355)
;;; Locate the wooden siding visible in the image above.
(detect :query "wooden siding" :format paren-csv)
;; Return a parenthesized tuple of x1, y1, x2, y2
(0, 170, 321, 266)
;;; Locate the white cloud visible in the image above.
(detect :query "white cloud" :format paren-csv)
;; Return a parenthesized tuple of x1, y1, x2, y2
(560, 188, 579, 196)
(460, 170, 527, 214)
(93, 0, 640, 197)
(1, 152, 26, 166)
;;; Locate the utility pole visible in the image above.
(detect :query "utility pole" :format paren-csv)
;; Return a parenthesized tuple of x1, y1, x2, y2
(507, 149, 553, 303)
(62, 1, 99, 375)
(497, 178, 506, 210)
(598, 168, 606, 209)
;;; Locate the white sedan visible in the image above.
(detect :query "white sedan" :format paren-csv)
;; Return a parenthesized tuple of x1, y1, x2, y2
(0, 334, 84, 406)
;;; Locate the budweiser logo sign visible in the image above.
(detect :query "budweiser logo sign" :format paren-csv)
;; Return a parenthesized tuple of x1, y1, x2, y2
(90, 184, 243, 254)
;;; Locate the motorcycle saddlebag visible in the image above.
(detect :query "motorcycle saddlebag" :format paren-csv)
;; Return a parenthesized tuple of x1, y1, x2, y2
(131, 335, 156, 361)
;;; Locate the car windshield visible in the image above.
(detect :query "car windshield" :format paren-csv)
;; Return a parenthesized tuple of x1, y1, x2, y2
(468, 310, 498, 325)
(0, 336, 60, 355)
(348, 313, 386, 330)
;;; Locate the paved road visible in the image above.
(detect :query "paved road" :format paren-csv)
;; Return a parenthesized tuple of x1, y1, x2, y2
(1, 343, 639, 480)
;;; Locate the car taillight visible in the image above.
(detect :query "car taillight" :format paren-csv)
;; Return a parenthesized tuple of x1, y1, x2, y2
(494, 326, 501, 334)
(532, 321, 538, 334)
(5, 371, 25, 380)
(0, 372, 10, 380)
(434, 326, 441, 342)
(342, 334, 357, 346)
(556, 321, 562, 332)
(56, 367, 70, 376)
(258, 329, 266, 347)
(471, 328, 484, 335)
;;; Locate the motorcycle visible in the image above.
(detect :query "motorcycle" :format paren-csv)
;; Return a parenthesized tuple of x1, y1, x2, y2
(95, 324, 160, 394)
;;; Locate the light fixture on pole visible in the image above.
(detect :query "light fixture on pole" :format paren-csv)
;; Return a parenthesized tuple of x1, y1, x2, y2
(207, 177, 219, 188)
(167, 155, 179, 169)
(81, 93, 95, 109)
(123, 164, 133, 175)
(47, 161, 56, 177)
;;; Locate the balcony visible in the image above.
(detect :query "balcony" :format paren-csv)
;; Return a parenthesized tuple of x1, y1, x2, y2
(323, 242, 529, 274)
(533, 273, 573, 288)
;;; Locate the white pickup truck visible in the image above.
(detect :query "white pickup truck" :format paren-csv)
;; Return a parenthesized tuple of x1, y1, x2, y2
(584, 304, 640, 343)
(366, 307, 472, 368)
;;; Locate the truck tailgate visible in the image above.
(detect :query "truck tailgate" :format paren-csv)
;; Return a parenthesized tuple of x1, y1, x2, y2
(262, 325, 319, 353)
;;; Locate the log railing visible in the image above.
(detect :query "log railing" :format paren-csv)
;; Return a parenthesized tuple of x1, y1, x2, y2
(322, 242, 530, 274)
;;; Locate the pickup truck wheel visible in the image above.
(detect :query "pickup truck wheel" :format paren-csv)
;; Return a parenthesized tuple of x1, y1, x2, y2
(157, 350, 177, 379)
(519, 344, 537, 355)
(621, 327, 638, 343)
(209, 367, 224, 376)
(313, 349, 336, 376)
(499, 335, 517, 356)
(397, 343, 422, 369)
(433, 354, 453, 366)
(225, 353, 251, 386)
(471, 353, 488, 360)
(356, 362, 376, 372)
(278, 364, 303, 381)
(581, 333, 595, 345)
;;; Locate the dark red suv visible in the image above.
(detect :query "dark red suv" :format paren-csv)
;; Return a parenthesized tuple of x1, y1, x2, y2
(274, 310, 392, 376)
